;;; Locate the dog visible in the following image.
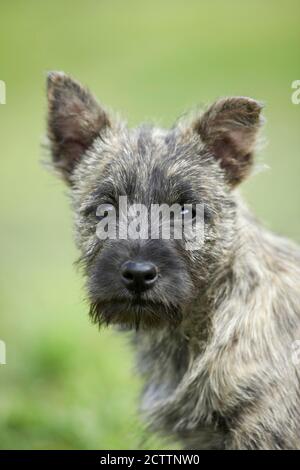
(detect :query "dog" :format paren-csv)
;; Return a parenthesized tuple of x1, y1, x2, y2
(46, 71, 300, 449)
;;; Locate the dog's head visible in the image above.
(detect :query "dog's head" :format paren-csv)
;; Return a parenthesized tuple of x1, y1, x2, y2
(47, 72, 263, 329)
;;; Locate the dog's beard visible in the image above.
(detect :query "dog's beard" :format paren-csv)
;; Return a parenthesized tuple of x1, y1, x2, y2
(89, 298, 183, 330)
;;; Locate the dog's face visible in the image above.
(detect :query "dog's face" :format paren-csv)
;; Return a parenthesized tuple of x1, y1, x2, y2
(47, 72, 263, 329)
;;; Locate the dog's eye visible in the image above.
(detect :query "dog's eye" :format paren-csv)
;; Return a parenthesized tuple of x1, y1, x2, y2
(96, 203, 115, 221)
(180, 205, 213, 223)
(180, 206, 197, 220)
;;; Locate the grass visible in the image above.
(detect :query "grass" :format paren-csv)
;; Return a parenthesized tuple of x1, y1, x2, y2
(0, 0, 299, 449)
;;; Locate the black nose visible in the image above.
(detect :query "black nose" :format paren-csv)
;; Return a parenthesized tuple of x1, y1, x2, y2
(121, 261, 158, 293)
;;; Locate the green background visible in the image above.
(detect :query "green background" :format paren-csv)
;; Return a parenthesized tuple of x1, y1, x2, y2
(0, 0, 299, 449)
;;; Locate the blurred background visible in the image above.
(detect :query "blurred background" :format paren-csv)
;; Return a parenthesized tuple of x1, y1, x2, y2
(0, 0, 299, 449)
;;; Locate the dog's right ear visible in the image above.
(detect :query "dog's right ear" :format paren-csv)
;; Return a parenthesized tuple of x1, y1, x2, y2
(47, 72, 111, 185)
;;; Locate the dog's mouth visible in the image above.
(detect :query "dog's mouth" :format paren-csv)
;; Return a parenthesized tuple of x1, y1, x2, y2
(89, 296, 183, 330)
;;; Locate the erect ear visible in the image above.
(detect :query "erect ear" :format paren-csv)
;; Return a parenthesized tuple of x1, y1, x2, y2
(194, 97, 264, 186)
(47, 71, 111, 184)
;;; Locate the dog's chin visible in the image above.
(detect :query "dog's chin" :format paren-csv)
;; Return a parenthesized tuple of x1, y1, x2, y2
(89, 298, 183, 330)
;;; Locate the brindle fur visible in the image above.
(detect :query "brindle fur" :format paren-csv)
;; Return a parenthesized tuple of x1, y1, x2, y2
(46, 72, 300, 450)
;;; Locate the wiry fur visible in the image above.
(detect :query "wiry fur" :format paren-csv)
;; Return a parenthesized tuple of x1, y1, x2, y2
(46, 72, 300, 449)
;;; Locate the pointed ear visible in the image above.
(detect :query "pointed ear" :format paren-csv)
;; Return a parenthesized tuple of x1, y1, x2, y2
(47, 72, 111, 184)
(194, 97, 264, 186)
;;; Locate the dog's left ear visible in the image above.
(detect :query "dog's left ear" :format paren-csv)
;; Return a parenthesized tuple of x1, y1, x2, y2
(194, 97, 264, 186)
(47, 71, 111, 184)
